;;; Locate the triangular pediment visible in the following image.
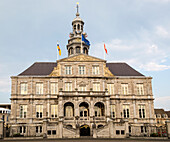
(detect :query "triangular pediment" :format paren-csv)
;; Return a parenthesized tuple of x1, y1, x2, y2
(58, 54, 105, 62)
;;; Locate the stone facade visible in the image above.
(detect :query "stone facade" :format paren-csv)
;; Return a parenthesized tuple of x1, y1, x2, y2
(9, 5, 156, 138)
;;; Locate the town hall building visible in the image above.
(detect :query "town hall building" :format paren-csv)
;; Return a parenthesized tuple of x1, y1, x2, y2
(9, 5, 156, 138)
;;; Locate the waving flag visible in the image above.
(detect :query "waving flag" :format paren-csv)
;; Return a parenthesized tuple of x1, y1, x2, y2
(82, 34, 90, 46)
(104, 43, 108, 54)
(57, 43, 61, 56)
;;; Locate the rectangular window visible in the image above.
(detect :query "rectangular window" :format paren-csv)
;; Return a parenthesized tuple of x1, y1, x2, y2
(36, 83, 43, 94)
(123, 105, 130, 118)
(47, 130, 51, 135)
(107, 84, 114, 94)
(121, 84, 128, 95)
(139, 105, 145, 118)
(111, 105, 115, 118)
(20, 83, 28, 94)
(116, 130, 120, 135)
(51, 105, 58, 118)
(129, 126, 131, 133)
(36, 126, 42, 133)
(36, 105, 43, 118)
(20, 126, 26, 134)
(121, 130, 125, 135)
(65, 66, 72, 75)
(51, 83, 58, 94)
(93, 83, 100, 91)
(141, 126, 147, 133)
(65, 82, 72, 91)
(79, 66, 85, 75)
(20, 105, 27, 118)
(52, 130, 56, 135)
(137, 84, 144, 95)
(92, 66, 99, 75)
(79, 85, 86, 91)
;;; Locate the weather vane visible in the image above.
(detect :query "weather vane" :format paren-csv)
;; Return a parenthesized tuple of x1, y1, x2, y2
(76, 2, 79, 14)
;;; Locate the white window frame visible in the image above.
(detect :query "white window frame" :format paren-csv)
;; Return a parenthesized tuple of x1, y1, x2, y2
(138, 105, 145, 118)
(51, 105, 58, 118)
(50, 82, 58, 94)
(123, 105, 130, 118)
(36, 126, 42, 133)
(36, 83, 43, 94)
(79, 66, 85, 75)
(65, 66, 72, 75)
(121, 84, 128, 95)
(20, 126, 26, 134)
(65, 82, 72, 91)
(111, 105, 115, 118)
(20, 83, 28, 94)
(20, 105, 27, 118)
(137, 84, 144, 95)
(107, 83, 114, 94)
(79, 85, 86, 91)
(92, 65, 99, 75)
(93, 83, 100, 91)
(36, 105, 43, 118)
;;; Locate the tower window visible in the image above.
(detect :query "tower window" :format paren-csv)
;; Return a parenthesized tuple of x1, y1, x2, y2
(74, 25, 76, 30)
(81, 25, 83, 31)
(83, 47, 88, 54)
(69, 47, 73, 55)
(76, 47, 81, 53)
(77, 24, 80, 30)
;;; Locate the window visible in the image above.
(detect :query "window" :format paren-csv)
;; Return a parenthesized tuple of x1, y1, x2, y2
(141, 126, 147, 133)
(79, 85, 86, 91)
(36, 83, 43, 94)
(52, 130, 56, 135)
(121, 130, 125, 135)
(73, 25, 76, 30)
(65, 66, 72, 75)
(123, 105, 130, 118)
(69, 48, 73, 55)
(137, 84, 144, 95)
(139, 105, 145, 118)
(76, 47, 80, 53)
(79, 66, 85, 75)
(47, 130, 56, 135)
(65, 82, 72, 91)
(51, 83, 58, 94)
(107, 84, 114, 94)
(47, 130, 51, 135)
(111, 105, 115, 118)
(20, 105, 27, 118)
(51, 105, 58, 118)
(20, 83, 28, 94)
(121, 84, 128, 95)
(116, 130, 120, 135)
(83, 47, 88, 54)
(36, 126, 42, 133)
(92, 66, 99, 75)
(65, 106, 73, 117)
(94, 103, 104, 117)
(129, 126, 131, 133)
(93, 83, 100, 91)
(20, 126, 26, 134)
(36, 105, 43, 118)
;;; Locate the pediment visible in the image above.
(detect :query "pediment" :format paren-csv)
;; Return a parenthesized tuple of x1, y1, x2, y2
(58, 54, 105, 62)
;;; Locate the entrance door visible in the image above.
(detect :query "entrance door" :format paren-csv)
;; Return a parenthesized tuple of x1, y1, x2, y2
(80, 124, 90, 136)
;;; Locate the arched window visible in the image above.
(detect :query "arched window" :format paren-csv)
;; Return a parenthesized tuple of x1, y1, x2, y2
(76, 46, 81, 53)
(64, 102, 74, 117)
(77, 24, 80, 30)
(98, 124, 104, 128)
(83, 47, 88, 54)
(66, 125, 72, 129)
(94, 102, 105, 117)
(79, 102, 89, 117)
(74, 25, 76, 30)
(69, 47, 73, 55)
(81, 25, 83, 31)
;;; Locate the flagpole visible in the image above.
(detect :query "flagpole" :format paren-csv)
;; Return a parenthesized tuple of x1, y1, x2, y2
(56, 43, 58, 61)
(103, 41, 105, 60)
(81, 34, 82, 53)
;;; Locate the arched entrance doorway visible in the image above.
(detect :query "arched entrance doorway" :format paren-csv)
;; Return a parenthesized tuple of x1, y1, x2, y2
(80, 124, 90, 136)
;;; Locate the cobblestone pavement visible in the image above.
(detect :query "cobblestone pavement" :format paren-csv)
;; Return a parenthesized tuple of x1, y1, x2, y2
(1, 138, 170, 142)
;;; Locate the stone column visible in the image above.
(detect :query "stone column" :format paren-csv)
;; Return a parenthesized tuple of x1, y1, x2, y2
(0, 120, 3, 138)
(43, 119, 47, 138)
(109, 120, 114, 138)
(58, 118, 63, 138)
(92, 123, 97, 138)
(166, 121, 170, 139)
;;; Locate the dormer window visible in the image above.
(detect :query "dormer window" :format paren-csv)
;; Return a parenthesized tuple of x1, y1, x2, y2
(65, 66, 72, 75)
(92, 65, 99, 75)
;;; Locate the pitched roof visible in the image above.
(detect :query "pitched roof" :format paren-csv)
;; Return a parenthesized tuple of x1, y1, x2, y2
(18, 62, 57, 76)
(106, 63, 144, 76)
(154, 109, 166, 115)
(18, 62, 144, 76)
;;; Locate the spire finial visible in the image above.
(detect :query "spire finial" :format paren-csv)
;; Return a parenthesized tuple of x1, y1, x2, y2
(76, 2, 80, 17)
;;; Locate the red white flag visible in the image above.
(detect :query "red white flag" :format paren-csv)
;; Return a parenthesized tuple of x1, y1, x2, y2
(104, 43, 108, 54)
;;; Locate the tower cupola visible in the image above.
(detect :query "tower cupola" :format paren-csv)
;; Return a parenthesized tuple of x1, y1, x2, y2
(67, 3, 90, 57)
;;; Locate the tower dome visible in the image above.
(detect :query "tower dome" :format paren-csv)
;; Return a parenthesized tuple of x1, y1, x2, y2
(67, 3, 90, 57)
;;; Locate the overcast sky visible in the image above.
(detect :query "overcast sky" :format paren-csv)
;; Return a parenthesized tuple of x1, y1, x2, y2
(0, 0, 170, 110)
